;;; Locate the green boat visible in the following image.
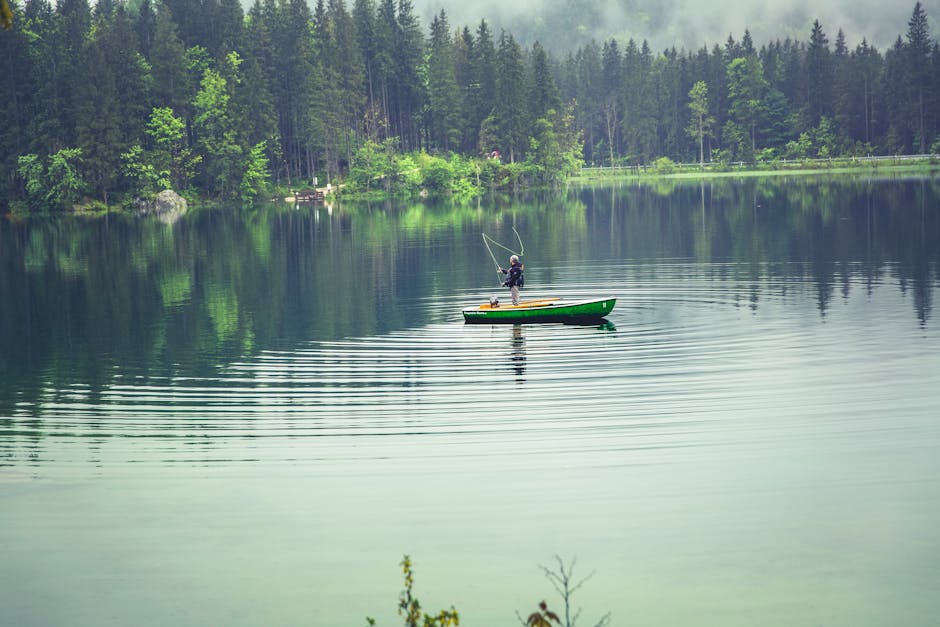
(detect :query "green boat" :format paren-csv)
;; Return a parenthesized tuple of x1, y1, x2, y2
(462, 297, 616, 324)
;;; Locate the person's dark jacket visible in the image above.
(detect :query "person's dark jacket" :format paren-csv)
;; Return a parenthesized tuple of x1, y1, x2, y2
(502, 261, 524, 288)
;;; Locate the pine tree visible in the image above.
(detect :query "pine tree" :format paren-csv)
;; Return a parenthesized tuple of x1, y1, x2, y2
(150, 3, 192, 115)
(353, 0, 382, 139)
(600, 39, 622, 165)
(528, 41, 561, 122)
(453, 26, 475, 152)
(135, 0, 157, 58)
(426, 10, 461, 152)
(0, 0, 31, 200)
(905, 1, 932, 152)
(803, 19, 833, 129)
(724, 54, 771, 160)
(494, 31, 527, 162)
(269, 0, 320, 184)
(329, 0, 365, 163)
(468, 19, 497, 154)
(74, 4, 149, 202)
(394, 0, 424, 150)
(573, 41, 602, 165)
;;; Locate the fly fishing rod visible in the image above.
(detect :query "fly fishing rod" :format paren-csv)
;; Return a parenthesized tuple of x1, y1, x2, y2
(482, 227, 525, 284)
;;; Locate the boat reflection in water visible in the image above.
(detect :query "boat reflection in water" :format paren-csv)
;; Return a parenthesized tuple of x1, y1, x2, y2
(504, 318, 615, 384)
(510, 324, 526, 383)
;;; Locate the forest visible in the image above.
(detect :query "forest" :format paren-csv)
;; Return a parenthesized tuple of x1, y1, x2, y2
(0, 0, 938, 209)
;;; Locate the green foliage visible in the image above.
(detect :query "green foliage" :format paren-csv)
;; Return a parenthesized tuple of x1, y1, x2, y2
(371, 555, 459, 627)
(192, 61, 248, 199)
(17, 149, 87, 211)
(394, 154, 424, 192)
(348, 139, 397, 194)
(418, 154, 454, 192)
(122, 144, 169, 193)
(784, 117, 841, 159)
(17, 155, 45, 209)
(524, 106, 584, 186)
(122, 107, 200, 195)
(147, 106, 186, 150)
(652, 156, 677, 174)
(686, 81, 714, 165)
(240, 141, 271, 205)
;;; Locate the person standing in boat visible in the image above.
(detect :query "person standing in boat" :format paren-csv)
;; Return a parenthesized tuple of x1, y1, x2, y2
(499, 255, 525, 305)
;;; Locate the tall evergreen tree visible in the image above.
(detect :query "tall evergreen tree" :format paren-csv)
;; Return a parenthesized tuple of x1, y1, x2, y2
(315, 0, 366, 176)
(74, 4, 149, 202)
(150, 3, 192, 115)
(621, 39, 657, 162)
(528, 41, 560, 122)
(0, 0, 31, 199)
(467, 19, 497, 154)
(353, 0, 382, 139)
(425, 10, 461, 152)
(573, 41, 603, 165)
(393, 0, 423, 150)
(494, 31, 527, 162)
(600, 39, 622, 165)
(453, 26, 475, 152)
(849, 40, 883, 148)
(53, 0, 92, 147)
(135, 0, 157, 58)
(831, 29, 852, 138)
(724, 54, 771, 160)
(905, 1, 932, 152)
(239, 2, 279, 172)
(269, 0, 320, 184)
(882, 36, 909, 152)
(802, 19, 833, 129)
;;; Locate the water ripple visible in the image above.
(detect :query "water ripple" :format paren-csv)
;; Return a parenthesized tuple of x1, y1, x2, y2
(3, 264, 938, 475)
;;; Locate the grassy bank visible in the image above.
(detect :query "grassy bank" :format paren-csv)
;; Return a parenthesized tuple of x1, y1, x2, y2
(573, 155, 940, 182)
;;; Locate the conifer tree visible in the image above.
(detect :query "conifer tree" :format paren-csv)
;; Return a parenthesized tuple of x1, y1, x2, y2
(528, 41, 561, 123)
(150, 3, 192, 115)
(426, 9, 461, 152)
(468, 19, 497, 154)
(600, 39, 622, 165)
(905, 1, 932, 152)
(494, 31, 527, 162)
(803, 20, 833, 129)
(393, 0, 424, 150)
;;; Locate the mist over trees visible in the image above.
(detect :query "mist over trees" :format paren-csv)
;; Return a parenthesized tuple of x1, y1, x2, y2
(409, 0, 939, 57)
(1, 0, 939, 207)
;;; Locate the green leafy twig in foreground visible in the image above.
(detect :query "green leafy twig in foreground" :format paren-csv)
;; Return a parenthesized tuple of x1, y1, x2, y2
(366, 555, 459, 627)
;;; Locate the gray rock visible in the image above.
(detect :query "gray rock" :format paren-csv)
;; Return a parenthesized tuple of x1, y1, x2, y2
(135, 189, 187, 224)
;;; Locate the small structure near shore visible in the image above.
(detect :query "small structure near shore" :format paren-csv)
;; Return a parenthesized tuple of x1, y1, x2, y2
(293, 188, 325, 202)
(285, 183, 337, 203)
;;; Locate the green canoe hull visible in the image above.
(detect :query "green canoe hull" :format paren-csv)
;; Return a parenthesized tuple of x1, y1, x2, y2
(462, 297, 616, 324)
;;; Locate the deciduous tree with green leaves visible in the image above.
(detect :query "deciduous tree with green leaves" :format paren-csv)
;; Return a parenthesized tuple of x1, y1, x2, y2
(192, 56, 245, 199)
(17, 148, 87, 211)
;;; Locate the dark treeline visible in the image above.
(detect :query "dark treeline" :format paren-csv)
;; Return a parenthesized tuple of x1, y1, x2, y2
(0, 0, 937, 208)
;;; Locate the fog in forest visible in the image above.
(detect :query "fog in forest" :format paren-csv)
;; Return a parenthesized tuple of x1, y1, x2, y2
(410, 0, 939, 52)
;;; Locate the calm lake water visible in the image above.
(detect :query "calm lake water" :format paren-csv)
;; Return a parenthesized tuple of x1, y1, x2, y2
(2, 176, 939, 626)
